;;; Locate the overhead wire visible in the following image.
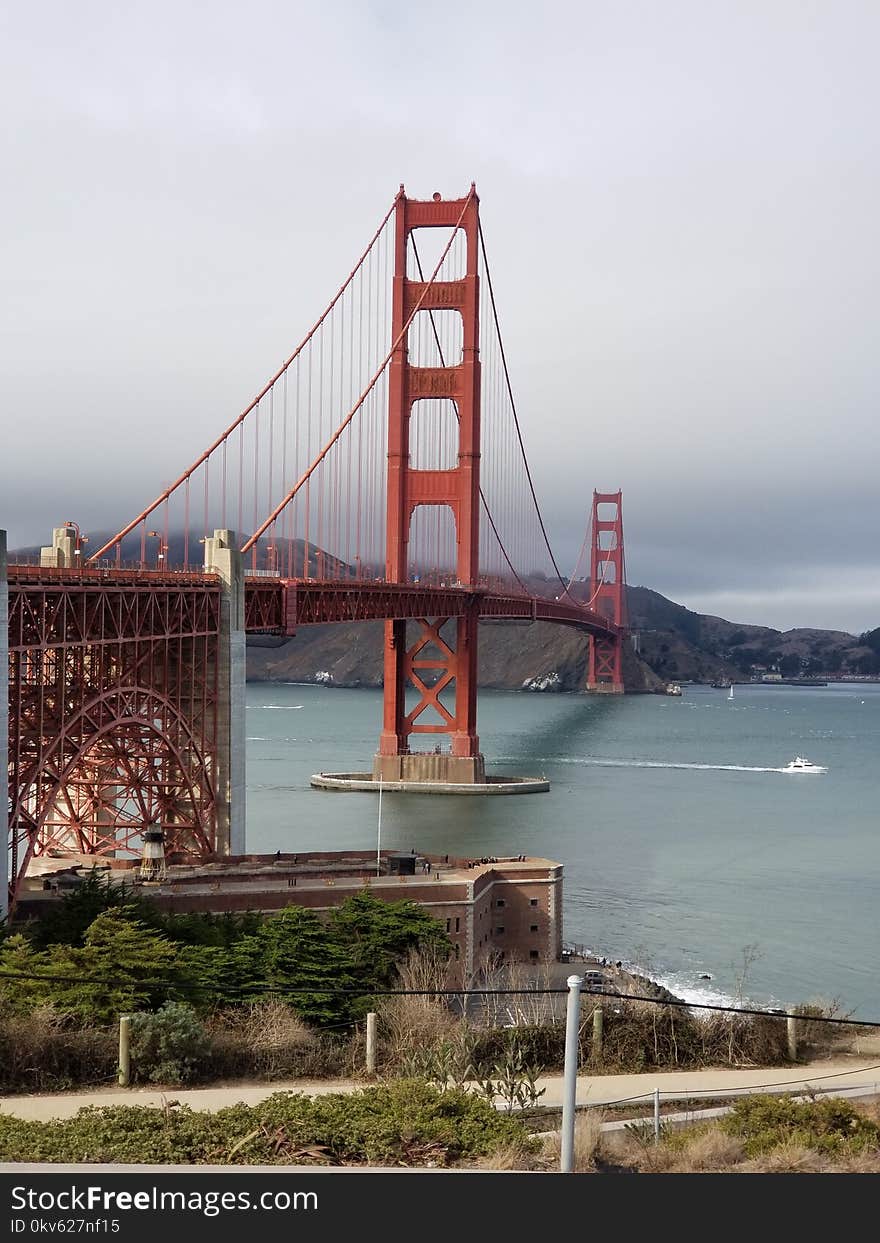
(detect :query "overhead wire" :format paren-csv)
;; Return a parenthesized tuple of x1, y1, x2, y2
(1, 968, 879, 1028)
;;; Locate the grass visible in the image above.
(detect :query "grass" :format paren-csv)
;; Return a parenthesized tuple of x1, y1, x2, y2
(598, 1094, 880, 1174)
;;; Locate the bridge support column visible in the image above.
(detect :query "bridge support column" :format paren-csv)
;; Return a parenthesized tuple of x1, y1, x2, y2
(585, 490, 627, 695)
(204, 530, 246, 854)
(373, 607, 485, 785)
(373, 188, 487, 784)
(1, 531, 8, 917)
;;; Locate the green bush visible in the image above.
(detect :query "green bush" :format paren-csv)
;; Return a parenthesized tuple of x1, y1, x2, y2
(0, 1081, 527, 1166)
(130, 1003, 210, 1084)
(721, 1094, 880, 1156)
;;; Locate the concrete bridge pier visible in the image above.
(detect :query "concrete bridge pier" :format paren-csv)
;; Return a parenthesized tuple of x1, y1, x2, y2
(40, 525, 78, 567)
(203, 530, 246, 855)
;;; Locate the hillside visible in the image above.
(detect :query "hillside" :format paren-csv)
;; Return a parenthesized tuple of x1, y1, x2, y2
(247, 619, 662, 693)
(247, 586, 879, 692)
(626, 585, 879, 684)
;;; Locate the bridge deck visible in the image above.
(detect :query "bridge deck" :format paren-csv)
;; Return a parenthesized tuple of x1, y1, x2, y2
(6, 567, 619, 640)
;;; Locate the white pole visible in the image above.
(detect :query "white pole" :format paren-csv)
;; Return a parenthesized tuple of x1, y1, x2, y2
(376, 776, 383, 876)
(653, 1087, 661, 1142)
(560, 973, 583, 1172)
(366, 1011, 377, 1074)
(118, 1014, 132, 1087)
(787, 1009, 798, 1061)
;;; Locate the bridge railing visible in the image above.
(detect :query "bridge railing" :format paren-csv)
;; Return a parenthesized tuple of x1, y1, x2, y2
(8, 563, 219, 586)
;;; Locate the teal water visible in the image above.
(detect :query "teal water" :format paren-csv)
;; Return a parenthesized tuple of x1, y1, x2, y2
(245, 682, 880, 1016)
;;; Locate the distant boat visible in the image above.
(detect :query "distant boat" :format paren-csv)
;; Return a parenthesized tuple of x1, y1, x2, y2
(782, 756, 827, 774)
(665, 683, 682, 696)
(728, 683, 734, 700)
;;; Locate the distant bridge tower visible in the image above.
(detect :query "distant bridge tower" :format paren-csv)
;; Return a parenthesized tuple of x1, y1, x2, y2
(586, 490, 627, 694)
(374, 187, 484, 783)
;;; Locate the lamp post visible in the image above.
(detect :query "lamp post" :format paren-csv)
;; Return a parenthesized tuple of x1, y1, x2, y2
(146, 531, 168, 568)
(62, 520, 88, 568)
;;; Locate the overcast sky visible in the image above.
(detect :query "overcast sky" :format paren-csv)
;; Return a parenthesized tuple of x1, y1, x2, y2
(2, 2, 878, 633)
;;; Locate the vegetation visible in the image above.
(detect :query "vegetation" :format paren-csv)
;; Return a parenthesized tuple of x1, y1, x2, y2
(0, 1082, 529, 1167)
(593, 1095, 880, 1173)
(3, 880, 451, 1029)
(5, 1088, 873, 1171)
(719, 1093, 880, 1157)
(129, 1002, 210, 1084)
(0, 887, 846, 1095)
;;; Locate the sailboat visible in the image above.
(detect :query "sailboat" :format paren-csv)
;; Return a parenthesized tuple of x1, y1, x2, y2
(728, 683, 734, 700)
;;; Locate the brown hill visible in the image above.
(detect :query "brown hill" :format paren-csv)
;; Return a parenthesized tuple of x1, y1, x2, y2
(247, 586, 879, 692)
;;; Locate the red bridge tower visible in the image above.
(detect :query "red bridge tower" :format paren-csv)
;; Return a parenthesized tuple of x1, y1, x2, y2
(374, 188, 484, 783)
(586, 490, 627, 694)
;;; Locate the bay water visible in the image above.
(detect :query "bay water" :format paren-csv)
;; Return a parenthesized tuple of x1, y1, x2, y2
(246, 681, 880, 1017)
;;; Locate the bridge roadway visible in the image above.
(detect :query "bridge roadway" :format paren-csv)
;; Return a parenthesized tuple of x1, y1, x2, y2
(6, 565, 619, 643)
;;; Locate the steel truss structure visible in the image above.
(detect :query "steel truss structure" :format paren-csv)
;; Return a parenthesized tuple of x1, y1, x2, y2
(7, 567, 222, 888)
(244, 577, 620, 635)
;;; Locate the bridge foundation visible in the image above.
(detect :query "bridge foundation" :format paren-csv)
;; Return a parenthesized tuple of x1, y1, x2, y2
(204, 530, 246, 855)
(1, 531, 8, 917)
(313, 772, 548, 795)
(372, 751, 486, 785)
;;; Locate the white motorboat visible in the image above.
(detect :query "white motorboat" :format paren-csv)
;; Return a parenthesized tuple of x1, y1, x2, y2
(782, 756, 827, 774)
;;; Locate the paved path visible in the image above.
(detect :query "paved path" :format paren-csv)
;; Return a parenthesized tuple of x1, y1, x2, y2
(1, 1057, 879, 1122)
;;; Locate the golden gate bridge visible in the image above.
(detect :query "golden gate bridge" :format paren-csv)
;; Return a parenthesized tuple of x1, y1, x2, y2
(1, 185, 627, 909)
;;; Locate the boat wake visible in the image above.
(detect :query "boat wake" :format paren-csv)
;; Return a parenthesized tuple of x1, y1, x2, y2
(509, 756, 825, 775)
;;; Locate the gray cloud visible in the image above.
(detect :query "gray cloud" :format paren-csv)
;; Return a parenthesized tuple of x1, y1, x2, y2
(2, 1, 878, 634)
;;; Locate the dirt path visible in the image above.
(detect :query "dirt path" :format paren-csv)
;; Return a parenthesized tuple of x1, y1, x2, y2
(2, 1057, 880, 1122)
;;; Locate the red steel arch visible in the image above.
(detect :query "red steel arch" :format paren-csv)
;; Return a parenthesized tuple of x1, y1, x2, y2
(7, 569, 222, 897)
(13, 684, 216, 882)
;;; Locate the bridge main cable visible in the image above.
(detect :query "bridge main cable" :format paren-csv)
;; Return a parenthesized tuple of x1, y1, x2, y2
(477, 221, 579, 605)
(88, 194, 402, 564)
(240, 190, 476, 555)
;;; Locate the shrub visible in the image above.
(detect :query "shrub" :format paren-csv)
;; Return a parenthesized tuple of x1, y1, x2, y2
(721, 1094, 880, 1157)
(203, 1001, 344, 1081)
(0, 1008, 116, 1094)
(130, 1002, 210, 1084)
(0, 1081, 528, 1166)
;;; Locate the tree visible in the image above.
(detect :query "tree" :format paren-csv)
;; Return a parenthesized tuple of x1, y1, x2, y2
(25, 872, 145, 949)
(1, 910, 180, 1022)
(328, 891, 451, 986)
(0, 934, 51, 1014)
(58, 910, 179, 1022)
(232, 907, 362, 1027)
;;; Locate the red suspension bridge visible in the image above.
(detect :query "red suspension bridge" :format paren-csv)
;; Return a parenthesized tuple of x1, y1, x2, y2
(1, 185, 627, 907)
